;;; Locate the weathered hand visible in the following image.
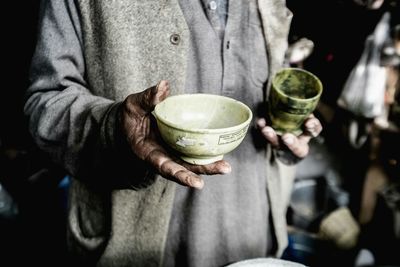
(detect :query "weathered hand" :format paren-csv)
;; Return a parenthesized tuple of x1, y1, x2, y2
(256, 114, 322, 161)
(120, 80, 231, 189)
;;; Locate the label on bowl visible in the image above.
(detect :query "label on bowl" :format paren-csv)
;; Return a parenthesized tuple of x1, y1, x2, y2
(218, 127, 247, 145)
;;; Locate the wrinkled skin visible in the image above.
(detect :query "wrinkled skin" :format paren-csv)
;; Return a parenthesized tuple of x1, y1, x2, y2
(256, 114, 323, 159)
(120, 80, 231, 189)
(120, 80, 322, 189)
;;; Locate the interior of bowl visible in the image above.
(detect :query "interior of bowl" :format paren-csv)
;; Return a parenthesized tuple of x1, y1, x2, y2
(274, 68, 322, 100)
(154, 94, 252, 131)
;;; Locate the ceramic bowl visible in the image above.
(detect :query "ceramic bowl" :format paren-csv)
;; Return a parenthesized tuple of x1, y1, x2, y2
(226, 258, 306, 267)
(153, 94, 253, 165)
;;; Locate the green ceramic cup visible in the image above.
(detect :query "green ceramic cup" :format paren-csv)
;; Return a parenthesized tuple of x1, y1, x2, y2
(268, 68, 323, 136)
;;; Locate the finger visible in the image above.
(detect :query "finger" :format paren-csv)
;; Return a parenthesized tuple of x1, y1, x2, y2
(146, 148, 204, 189)
(282, 133, 309, 158)
(303, 115, 323, 138)
(256, 118, 267, 128)
(162, 161, 205, 189)
(256, 118, 280, 147)
(153, 80, 170, 104)
(289, 115, 322, 150)
(136, 80, 171, 115)
(182, 160, 232, 175)
(261, 126, 280, 147)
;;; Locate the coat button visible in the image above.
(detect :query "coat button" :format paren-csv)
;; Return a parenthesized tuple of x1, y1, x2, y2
(209, 1, 217, 10)
(170, 34, 180, 45)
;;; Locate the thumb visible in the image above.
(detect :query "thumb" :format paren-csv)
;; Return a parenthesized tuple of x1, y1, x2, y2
(136, 80, 170, 114)
(122, 80, 169, 117)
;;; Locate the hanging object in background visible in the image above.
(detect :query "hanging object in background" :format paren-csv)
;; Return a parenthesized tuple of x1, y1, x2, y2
(353, 0, 385, 10)
(285, 37, 315, 67)
(337, 12, 391, 119)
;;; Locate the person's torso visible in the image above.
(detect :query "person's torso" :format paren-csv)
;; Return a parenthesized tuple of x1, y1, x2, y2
(70, 0, 295, 265)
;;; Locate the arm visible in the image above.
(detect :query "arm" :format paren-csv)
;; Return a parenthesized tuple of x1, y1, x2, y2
(24, 0, 121, 182)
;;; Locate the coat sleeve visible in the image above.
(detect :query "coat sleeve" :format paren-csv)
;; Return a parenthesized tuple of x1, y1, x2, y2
(24, 0, 153, 188)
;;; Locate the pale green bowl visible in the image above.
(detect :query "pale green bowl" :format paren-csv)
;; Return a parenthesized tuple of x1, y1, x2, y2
(153, 94, 253, 165)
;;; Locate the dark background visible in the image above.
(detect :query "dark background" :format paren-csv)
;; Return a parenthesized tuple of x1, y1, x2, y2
(1, 2, 68, 266)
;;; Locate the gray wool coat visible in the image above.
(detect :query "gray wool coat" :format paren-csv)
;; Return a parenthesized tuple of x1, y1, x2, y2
(25, 0, 295, 266)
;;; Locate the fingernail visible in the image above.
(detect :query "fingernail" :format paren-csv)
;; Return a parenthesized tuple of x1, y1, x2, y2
(256, 118, 266, 128)
(153, 81, 161, 93)
(283, 135, 294, 145)
(193, 179, 204, 189)
(305, 120, 316, 129)
(221, 164, 232, 174)
(159, 80, 169, 89)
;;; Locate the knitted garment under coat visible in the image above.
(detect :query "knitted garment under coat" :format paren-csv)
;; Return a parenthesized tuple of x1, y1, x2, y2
(163, 0, 273, 266)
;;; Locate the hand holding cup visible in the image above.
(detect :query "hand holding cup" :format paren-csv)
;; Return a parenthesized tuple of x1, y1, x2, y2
(258, 68, 323, 164)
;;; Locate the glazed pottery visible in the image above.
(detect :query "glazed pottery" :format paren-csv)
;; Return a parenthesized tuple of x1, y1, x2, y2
(153, 94, 252, 165)
(268, 68, 323, 135)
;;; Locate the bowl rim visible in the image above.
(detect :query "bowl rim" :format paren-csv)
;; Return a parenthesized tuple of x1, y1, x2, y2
(153, 93, 253, 134)
(272, 67, 323, 102)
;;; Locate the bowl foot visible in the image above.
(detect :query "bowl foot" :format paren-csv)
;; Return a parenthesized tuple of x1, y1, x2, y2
(180, 155, 224, 165)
